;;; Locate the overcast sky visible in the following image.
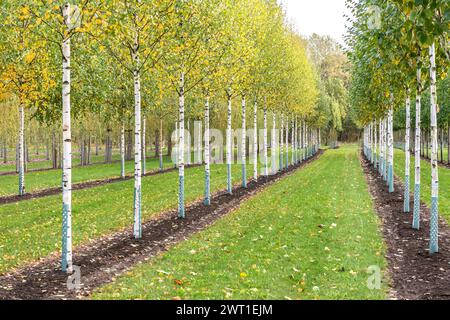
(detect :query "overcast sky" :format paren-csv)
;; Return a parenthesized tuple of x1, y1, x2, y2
(279, 0, 351, 45)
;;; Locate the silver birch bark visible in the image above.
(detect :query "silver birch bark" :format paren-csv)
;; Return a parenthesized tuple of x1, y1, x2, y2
(388, 106, 394, 192)
(373, 120, 378, 169)
(142, 116, 146, 175)
(429, 43, 439, 253)
(159, 119, 163, 170)
(379, 119, 383, 175)
(186, 119, 191, 165)
(226, 94, 232, 194)
(291, 117, 295, 165)
(413, 67, 422, 230)
(132, 38, 142, 239)
(280, 114, 284, 171)
(18, 104, 25, 196)
(204, 96, 211, 205)
(121, 123, 125, 179)
(178, 73, 185, 217)
(241, 96, 247, 188)
(404, 93, 411, 212)
(253, 100, 258, 181)
(271, 112, 277, 174)
(285, 115, 289, 166)
(263, 101, 268, 177)
(61, 4, 73, 273)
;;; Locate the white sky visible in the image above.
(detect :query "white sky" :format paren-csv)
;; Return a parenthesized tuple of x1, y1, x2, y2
(279, 0, 351, 45)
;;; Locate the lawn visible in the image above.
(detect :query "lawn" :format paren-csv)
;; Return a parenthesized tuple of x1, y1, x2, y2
(0, 155, 174, 197)
(92, 145, 387, 300)
(0, 152, 123, 173)
(0, 162, 259, 274)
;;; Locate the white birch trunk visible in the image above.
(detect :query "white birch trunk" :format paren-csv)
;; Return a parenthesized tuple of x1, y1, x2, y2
(186, 119, 191, 165)
(178, 72, 185, 217)
(132, 44, 142, 239)
(373, 120, 378, 169)
(291, 117, 295, 165)
(379, 119, 383, 175)
(241, 96, 247, 187)
(404, 93, 411, 212)
(61, 4, 73, 273)
(18, 104, 25, 196)
(263, 101, 268, 177)
(280, 114, 284, 171)
(272, 112, 277, 174)
(142, 116, 146, 175)
(226, 94, 232, 194)
(413, 67, 422, 230)
(159, 119, 163, 170)
(121, 123, 125, 179)
(429, 43, 439, 253)
(204, 96, 210, 205)
(388, 106, 394, 192)
(285, 115, 289, 166)
(253, 100, 258, 181)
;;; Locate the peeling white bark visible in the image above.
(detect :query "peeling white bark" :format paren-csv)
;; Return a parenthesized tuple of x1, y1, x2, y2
(61, 4, 73, 273)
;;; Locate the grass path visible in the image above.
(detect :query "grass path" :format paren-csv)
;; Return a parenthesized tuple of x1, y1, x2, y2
(0, 153, 124, 173)
(0, 156, 174, 197)
(0, 163, 253, 274)
(92, 145, 387, 300)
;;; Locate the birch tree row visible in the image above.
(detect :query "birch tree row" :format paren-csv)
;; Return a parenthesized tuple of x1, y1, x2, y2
(0, 1, 338, 273)
(349, 0, 450, 253)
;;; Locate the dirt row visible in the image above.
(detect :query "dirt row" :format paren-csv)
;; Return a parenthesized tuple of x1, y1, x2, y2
(361, 154, 450, 300)
(0, 164, 200, 205)
(0, 151, 323, 300)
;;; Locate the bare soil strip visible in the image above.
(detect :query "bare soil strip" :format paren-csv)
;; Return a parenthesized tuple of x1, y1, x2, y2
(0, 151, 322, 300)
(0, 164, 200, 205)
(361, 154, 450, 300)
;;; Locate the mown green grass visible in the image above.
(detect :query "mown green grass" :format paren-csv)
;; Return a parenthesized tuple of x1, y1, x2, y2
(0, 156, 174, 197)
(392, 150, 450, 224)
(92, 145, 387, 300)
(0, 162, 258, 274)
(0, 153, 124, 173)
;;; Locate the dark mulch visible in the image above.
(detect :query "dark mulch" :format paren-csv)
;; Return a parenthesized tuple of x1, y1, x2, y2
(0, 151, 323, 300)
(0, 164, 201, 205)
(361, 154, 450, 300)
